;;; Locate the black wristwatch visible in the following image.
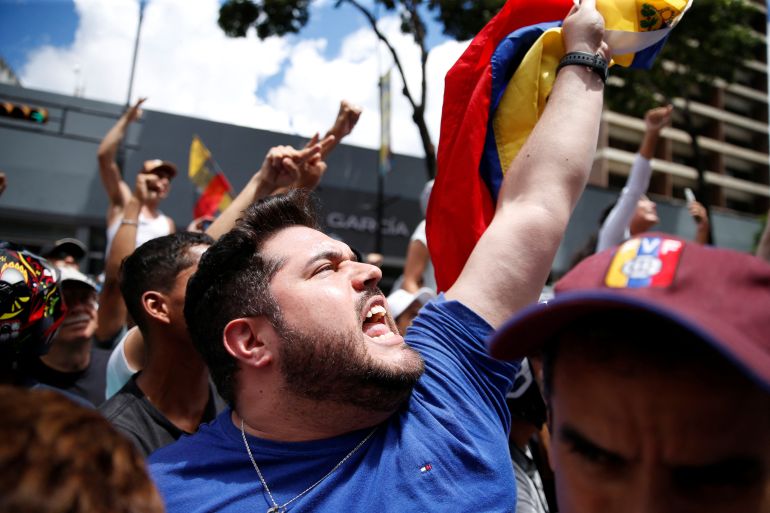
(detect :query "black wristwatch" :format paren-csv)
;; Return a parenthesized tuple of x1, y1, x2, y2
(556, 52, 609, 84)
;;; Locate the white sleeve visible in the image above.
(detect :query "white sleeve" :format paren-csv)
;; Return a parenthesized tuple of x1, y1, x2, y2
(105, 331, 139, 399)
(410, 219, 427, 244)
(596, 154, 653, 252)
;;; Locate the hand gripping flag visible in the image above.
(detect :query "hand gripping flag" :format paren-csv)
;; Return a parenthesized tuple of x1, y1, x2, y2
(188, 136, 233, 219)
(428, 0, 691, 292)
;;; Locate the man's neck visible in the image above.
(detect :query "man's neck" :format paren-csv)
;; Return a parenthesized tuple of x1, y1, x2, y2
(40, 337, 92, 373)
(236, 391, 392, 442)
(136, 332, 211, 433)
(140, 202, 161, 217)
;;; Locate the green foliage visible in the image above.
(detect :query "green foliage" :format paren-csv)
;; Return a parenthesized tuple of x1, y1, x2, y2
(217, 0, 506, 179)
(607, 0, 763, 117)
(427, 0, 505, 41)
(219, 0, 311, 39)
(218, 0, 503, 43)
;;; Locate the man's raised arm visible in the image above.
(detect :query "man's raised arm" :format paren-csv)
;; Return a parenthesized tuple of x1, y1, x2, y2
(446, 0, 608, 328)
(96, 172, 159, 341)
(97, 98, 145, 225)
(205, 142, 327, 240)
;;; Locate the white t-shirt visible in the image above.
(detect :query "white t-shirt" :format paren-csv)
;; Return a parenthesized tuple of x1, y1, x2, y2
(105, 210, 172, 256)
(105, 329, 139, 399)
(596, 153, 653, 252)
(409, 220, 437, 292)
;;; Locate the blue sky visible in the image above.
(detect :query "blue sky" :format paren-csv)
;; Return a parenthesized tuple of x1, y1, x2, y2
(0, 0, 466, 155)
(0, 1, 79, 71)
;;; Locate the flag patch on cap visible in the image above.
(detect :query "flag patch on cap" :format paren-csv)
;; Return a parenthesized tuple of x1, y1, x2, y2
(605, 237, 683, 289)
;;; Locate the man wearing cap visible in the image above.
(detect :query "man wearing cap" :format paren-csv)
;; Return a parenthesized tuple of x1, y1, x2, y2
(42, 237, 88, 270)
(98, 98, 175, 256)
(490, 234, 770, 513)
(19, 265, 116, 406)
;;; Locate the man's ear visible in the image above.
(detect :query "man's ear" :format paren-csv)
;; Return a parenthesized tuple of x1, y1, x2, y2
(223, 317, 275, 369)
(141, 291, 170, 324)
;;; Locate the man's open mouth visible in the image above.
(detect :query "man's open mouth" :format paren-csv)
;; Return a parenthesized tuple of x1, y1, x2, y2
(362, 303, 392, 339)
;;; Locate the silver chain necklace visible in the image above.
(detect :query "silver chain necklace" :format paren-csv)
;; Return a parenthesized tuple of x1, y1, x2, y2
(240, 418, 377, 513)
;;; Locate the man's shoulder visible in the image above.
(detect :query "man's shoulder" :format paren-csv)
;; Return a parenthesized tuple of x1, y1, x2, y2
(149, 409, 232, 468)
(407, 294, 494, 346)
(98, 378, 142, 421)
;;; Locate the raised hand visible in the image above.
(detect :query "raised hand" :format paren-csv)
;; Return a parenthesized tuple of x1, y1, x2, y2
(562, 0, 609, 61)
(259, 144, 323, 192)
(645, 104, 673, 133)
(125, 97, 147, 124)
(328, 100, 362, 141)
(296, 134, 336, 190)
(688, 199, 708, 227)
(134, 172, 161, 205)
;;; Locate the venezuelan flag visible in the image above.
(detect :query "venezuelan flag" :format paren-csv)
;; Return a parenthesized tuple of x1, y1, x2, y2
(428, 0, 691, 292)
(605, 236, 684, 288)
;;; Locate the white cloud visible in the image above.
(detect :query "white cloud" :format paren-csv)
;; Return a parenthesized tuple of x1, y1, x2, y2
(263, 15, 469, 156)
(18, 0, 469, 157)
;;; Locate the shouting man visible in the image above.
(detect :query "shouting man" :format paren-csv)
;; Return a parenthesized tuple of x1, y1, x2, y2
(150, 1, 610, 511)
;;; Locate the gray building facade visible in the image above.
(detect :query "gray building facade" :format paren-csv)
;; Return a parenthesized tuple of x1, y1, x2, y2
(0, 83, 764, 285)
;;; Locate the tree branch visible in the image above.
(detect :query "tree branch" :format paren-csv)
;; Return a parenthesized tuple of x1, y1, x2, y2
(340, 0, 435, 178)
(342, 0, 419, 113)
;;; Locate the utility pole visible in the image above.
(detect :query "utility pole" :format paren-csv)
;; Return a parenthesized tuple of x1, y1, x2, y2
(117, 0, 147, 175)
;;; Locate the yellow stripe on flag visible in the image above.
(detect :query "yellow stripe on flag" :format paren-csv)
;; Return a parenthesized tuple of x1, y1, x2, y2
(494, 28, 563, 176)
(605, 238, 642, 288)
(218, 193, 233, 212)
(189, 136, 212, 179)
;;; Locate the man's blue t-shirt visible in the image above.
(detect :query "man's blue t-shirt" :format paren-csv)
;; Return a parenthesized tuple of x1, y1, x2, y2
(150, 296, 519, 512)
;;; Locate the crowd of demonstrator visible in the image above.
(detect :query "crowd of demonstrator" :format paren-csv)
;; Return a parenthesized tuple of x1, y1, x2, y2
(1, 2, 769, 513)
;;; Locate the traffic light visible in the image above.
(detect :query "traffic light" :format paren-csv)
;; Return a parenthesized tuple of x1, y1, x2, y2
(0, 101, 48, 124)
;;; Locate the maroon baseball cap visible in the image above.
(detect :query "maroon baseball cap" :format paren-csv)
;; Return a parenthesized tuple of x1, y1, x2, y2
(488, 233, 770, 391)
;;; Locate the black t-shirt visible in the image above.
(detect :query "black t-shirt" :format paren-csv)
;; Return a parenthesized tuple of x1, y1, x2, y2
(20, 344, 111, 407)
(99, 373, 225, 457)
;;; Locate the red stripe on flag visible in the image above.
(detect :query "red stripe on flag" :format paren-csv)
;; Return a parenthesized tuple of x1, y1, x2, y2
(428, 0, 573, 292)
(650, 239, 683, 287)
(194, 174, 232, 219)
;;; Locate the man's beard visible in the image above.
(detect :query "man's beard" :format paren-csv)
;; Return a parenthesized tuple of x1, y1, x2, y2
(277, 299, 425, 413)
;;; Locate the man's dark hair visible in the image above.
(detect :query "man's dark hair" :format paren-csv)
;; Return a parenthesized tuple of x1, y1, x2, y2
(184, 190, 319, 407)
(120, 231, 214, 334)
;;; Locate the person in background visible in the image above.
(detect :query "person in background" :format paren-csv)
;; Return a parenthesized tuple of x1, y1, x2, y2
(99, 231, 224, 457)
(42, 237, 88, 271)
(104, 141, 332, 398)
(386, 287, 436, 335)
(0, 244, 65, 387)
(0, 171, 6, 198)
(97, 97, 176, 255)
(0, 386, 164, 513)
(490, 234, 770, 513)
(19, 265, 116, 406)
(597, 105, 710, 252)
(507, 359, 551, 513)
(394, 179, 436, 293)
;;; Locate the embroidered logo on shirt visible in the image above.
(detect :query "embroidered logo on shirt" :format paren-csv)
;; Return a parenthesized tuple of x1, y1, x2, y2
(419, 463, 433, 473)
(605, 237, 683, 289)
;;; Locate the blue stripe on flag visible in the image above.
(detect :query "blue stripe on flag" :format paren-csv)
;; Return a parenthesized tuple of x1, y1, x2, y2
(480, 21, 562, 202)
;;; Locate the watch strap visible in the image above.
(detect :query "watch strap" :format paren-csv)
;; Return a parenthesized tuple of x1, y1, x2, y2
(556, 52, 608, 84)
